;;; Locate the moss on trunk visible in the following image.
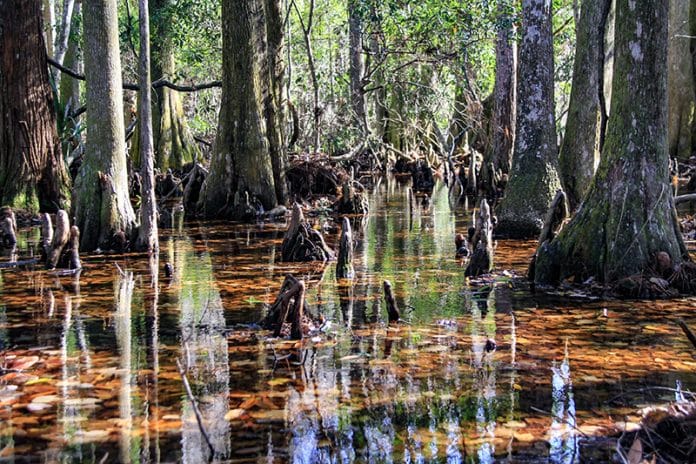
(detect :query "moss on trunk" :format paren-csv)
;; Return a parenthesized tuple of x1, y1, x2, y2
(0, 0, 70, 214)
(496, 0, 560, 238)
(535, 0, 687, 285)
(199, 0, 281, 218)
(74, 0, 136, 251)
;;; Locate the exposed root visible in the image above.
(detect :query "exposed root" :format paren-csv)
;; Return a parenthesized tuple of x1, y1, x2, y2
(280, 203, 335, 262)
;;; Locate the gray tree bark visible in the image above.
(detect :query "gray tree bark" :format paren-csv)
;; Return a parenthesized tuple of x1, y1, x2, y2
(487, 0, 516, 177)
(135, 0, 158, 252)
(535, 0, 687, 284)
(558, 0, 611, 211)
(667, 0, 695, 159)
(74, 0, 136, 251)
(496, 0, 561, 238)
(348, 0, 367, 135)
(199, 0, 283, 218)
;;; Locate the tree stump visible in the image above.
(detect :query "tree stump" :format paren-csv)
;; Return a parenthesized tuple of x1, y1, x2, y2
(0, 207, 17, 248)
(411, 159, 435, 192)
(334, 181, 369, 215)
(40, 212, 53, 258)
(281, 203, 335, 262)
(383, 280, 400, 322)
(47, 210, 70, 269)
(465, 199, 494, 277)
(261, 274, 308, 340)
(67, 226, 81, 270)
(336, 217, 355, 279)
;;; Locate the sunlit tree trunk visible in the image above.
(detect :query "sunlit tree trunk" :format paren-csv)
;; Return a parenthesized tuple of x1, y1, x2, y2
(199, 0, 282, 218)
(558, 0, 610, 211)
(147, 0, 199, 170)
(43, 0, 55, 56)
(496, 0, 561, 238)
(348, 0, 367, 135)
(75, 0, 136, 250)
(535, 0, 687, 284)
(58, 0, 81, 112)
(0, 0, 70, 213)
(484, 0, 516, 189)
(135, 0, 158, 252)
(263, 0, 288, 204)
(667, 0, 695, 159)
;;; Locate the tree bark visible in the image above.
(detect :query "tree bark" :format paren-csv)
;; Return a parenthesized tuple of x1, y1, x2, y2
(667, 0, 695, 159)
(487, 0, 516, 177)
(558, 0, 610, 211)
(496, 0, 561, 238)
(135, 0, 159, 253)
(0, 0, 70, 213)
(535, 0, 687, 285)
(75, 0, 137, 251)
(145, 0, 200, 171)
(58, 0, 81, 113)
(200, 0, 282, 218)
(348, 0, 367, 136)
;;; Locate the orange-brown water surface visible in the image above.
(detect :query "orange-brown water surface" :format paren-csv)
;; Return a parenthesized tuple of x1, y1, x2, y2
(1, 178, 695, 463)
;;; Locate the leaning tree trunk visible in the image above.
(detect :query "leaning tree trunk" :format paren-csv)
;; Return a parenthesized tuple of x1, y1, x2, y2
(535, 0, 687, 285)
(74, 0, 137, 251)
(135, 0, 158, 252)
(145, 0, 200, 171)
(496, 0, 561, 238)
(0, 0, 70, 213)
(667, 0, 695, 160)
(199, 0, 279, 218)
(558, 0, 611, 211)
(487, 0, 516, 177)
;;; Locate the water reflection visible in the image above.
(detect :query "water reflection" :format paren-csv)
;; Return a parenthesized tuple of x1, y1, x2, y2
(0, 179, 696, 462)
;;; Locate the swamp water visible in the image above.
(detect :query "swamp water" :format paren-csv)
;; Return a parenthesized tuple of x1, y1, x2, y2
(1, 178, 696, 463)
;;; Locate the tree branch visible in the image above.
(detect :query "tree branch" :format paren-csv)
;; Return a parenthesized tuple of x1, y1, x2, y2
(47, 58, 221, 92)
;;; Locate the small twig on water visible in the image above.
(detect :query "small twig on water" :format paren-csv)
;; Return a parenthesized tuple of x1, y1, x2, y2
(176, 359, 215, 457)
(677, 319, 696, 351)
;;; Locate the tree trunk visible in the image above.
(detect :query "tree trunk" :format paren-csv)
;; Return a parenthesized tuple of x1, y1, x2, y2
(0, 0, 70, 213)
(135, 0, 158, 253)
(496, 0, 561, 238)
(667, 0, 695, 159)
(75, 0, 137, 251)
(263, 0, 288, 205)
(487, 0, 516, 177)
(146, 0, 199, 171)
(348, 0, 367, 136)
(558, 0, 611, 211)
(535, 0, 687, 285)
(43, 0, 55, 56)
(58, 0, 81, 113)
(199, 0, 279, 218)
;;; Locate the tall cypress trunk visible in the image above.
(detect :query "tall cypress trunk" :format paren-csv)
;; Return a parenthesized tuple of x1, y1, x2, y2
(487, 0, 516, 176)
(496, 0, 561, 238)
(58, 0, 81, 113)
(75, 0, 136, 251)
(535, 0, 686, 284)
(144, 0, 199, 171)
(0, 0, 70, 213)
(558, 0, 611, 211)
(199, 0, 281, 218)
(667, 0, 695, 159)
(135, 0, 158, 252)
(348, 0, 367, 135)
(263, 0, 288, 204)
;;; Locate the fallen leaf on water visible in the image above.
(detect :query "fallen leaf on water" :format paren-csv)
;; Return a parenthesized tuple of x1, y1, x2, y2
(224, 408, 245, 420)
(24, 378, 53, 386)
(267, 377, 291, 387)
(30, 395, 60, 404)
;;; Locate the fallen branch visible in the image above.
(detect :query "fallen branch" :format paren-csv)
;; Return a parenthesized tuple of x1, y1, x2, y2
(0, 258, 40, 269)
(677, 319, 696, 351)
(675, 193, 696, 205)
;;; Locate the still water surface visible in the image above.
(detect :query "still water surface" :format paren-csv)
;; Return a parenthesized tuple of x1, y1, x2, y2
(1, 178, 695, 463)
